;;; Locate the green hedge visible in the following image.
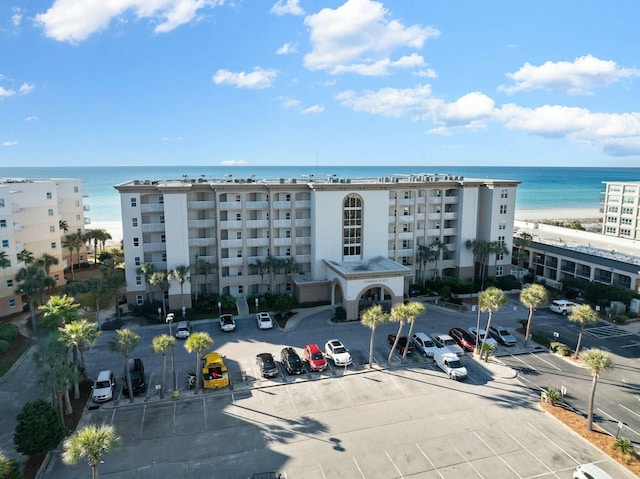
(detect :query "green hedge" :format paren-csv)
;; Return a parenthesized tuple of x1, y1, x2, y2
(0, 340, 9, 354)
(0, 324, 18, 342)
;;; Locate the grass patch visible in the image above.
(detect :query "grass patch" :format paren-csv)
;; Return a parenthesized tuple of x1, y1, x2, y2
(0, 334, 34, 377)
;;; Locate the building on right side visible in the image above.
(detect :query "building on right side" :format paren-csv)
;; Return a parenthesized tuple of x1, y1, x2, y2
(601, 181, 640, 240)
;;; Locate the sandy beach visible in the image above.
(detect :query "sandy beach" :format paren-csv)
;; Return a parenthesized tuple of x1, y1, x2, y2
(514, 207, 601, 222)
(87, 221, 123, 245)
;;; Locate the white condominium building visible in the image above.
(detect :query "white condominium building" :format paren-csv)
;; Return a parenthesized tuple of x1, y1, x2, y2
(601, 181, 640, 241)
(0, 178, 88, 318)
(116, 173, 519, 320)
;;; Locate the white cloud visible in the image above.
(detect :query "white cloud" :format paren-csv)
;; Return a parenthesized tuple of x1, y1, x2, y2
(500, 55, 640, 95)
(220, 160, 248, 166)
(270, 0, 304, 16)
(24, 116, 38, 121)
(414, 68, 437, 78)
(301, 104, 324, 114)
(18, 83, 34, 95)
(0, 87, 15, 97)
(304, 0, 439, 76)
(331, 53, 425, 76)
(35, 0, 224, 43)
(276, 42, 298, 55)
(279, 97, 301, 109)
(12, 8, 23, 27)
(213, 67, 278, 89)
(2, 141, 18, 147)
(161, 136, 183, 142)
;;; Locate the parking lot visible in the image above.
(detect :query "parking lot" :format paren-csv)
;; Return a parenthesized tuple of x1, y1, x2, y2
(40, 307, 635, 479)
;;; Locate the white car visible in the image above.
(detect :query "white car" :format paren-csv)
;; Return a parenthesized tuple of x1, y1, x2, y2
(324, 339, 352, 366)
(411, 332, 438, 358)
(219, 314, 236, 332)
(430, 333, 464, 357)
(573, 463, 613, 479)
(255, 312, 273, 329)
(92, 370, 115, 402)
(468, 327, 498, 348)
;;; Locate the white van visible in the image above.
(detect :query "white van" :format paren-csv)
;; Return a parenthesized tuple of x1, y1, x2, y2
(433, 349, 467, 380)
(550, 300, 579, 315)
(92, 370, 115, 402)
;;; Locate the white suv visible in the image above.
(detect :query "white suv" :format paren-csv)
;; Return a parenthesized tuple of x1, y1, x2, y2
(411, 332, 438, 358)
(256, 312, 273, 329)
(92, 370, 115, 402)
(430, 333, 464, 357)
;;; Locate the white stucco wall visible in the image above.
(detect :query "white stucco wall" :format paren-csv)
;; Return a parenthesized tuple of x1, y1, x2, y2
(163, 191, 192, 301)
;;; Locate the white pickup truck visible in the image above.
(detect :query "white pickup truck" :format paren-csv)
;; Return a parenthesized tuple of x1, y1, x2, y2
(433, 348, 467, 381)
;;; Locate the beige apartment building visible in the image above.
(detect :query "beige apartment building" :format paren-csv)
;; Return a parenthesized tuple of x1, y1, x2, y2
(0, 178, 88, 318)
(116, 173, 519, 320)
(601, 181, 640, 240)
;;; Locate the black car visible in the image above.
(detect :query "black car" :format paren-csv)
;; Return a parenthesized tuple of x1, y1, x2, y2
(256, 353, 279, 379)
(280, 347, 304, 375)
(123, 358, 145, 395)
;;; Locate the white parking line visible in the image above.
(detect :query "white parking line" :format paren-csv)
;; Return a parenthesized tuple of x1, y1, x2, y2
(509, 354, 540, 373)
(318, 463, 327, 479)
(526, 422, 581, 465)
(473, 431, 522, 478)
(352, 456, 366, 478)
(415, 443, 445, 479)
(172, 401, 176, 435)
(503, 428, 560, 478)
(599, 407, 640, 438)
(451, 442, 485, 478)
(385, 450, 404, 478)
(619, 403, 640, 420)
(621, 342, 640, 349)
(203, 396, 208, 429)
(139, 404, 146, 437)
(285, 383, 299, 416)
(528, 353, 562, 371)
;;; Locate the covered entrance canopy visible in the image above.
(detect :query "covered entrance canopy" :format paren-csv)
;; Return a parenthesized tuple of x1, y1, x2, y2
(324, 256, 411, 321)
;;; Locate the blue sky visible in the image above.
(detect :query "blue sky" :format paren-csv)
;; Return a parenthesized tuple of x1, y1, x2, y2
(1, 0, 640, 167)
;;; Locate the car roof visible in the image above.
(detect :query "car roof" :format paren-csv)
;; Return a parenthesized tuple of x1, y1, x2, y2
(577, 463, 613, 479)
(414, 332, 429, 339)
(305, 343, 321, 353)
(257, 352, 274, 360)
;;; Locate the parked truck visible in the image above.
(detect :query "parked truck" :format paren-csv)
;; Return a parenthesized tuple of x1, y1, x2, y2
(433, 348, 467, 381)
(201, 352, 229, 389)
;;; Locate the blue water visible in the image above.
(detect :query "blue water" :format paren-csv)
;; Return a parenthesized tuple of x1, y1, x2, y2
(1, 166, 638, 226)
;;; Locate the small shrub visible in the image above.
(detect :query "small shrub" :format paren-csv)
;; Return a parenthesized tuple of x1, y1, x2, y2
(0, 452, 23, 479)
(0, 339, 9, 354)
(613, 437, 634, 455)
(14, 399, 66, 456)
(334, 307, 346, 321)
(627, 311, 638, 319)
(531, 331, 551, 348)
(0, 324, 19, 342)
(613, 315, 627, 325)
(543, 388, 562, 405)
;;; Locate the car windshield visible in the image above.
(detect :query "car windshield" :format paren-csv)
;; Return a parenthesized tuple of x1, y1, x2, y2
(260, 317, 270, 322)
(425, 340, 434, 347)
(444, 339, 455, 346)
(311, 352, 323, 360)
(500, 330, 509, 336)
(449, 360, 463, 368)
(333, 346, 346, 354)
(222, 317, 233, 324)
(96, 380, 110, 388)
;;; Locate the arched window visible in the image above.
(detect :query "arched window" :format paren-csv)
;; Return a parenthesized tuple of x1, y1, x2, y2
(343, 195, 362, 259)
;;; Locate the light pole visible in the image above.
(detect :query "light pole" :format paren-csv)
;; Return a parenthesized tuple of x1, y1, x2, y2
(166, 312, 174, 336)
(255, 297, 259, 312)
(182, 305, 186, 319)
(474, 300, 481, 355)
(158, 307, 162, 323)
(217, 301, 222, 316)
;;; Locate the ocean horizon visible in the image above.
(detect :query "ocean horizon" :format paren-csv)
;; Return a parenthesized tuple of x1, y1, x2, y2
(2, 165, 637, 242)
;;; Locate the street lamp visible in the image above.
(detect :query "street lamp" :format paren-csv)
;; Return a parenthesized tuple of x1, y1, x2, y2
(158, 307, 162, 323)
(166, 313, 174, 336)
(217, 301, 222, 315)
(182, 305, 186, 319)
(255, 297, 259, 311)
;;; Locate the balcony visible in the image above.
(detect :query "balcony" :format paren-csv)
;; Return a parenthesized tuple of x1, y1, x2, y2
(295, 237, 311, 245)
(143, 242, 166, 253)
(428, 213, 441, 220)
(272, 200, 292, 209)
(187, 200, 216, 209)
(219, 220, 243, 229)
(443, 212, 457, 220)
(142, 223, 165, 233)
(294, 200, 311, 208)
(246, 219, 269, 228)
(83, 205, 90, 211)
(294, 218, 311, 227)
(273, 238, 292, 246)
(443, 196, 458, 204)
(274, 219, 292, 228)
(218, 202, 242, 210)
(428, 197, 443, 204)
(188, 219, 215, 228)
(220, 239, 243, 248)
(140, 204, 164, 213)
(294, 254, 311, 263)
(246, 200, 269, 209)
(247, 237, 269, 247)
(189, 238, 216, 247)
(220, 257, 244, 267)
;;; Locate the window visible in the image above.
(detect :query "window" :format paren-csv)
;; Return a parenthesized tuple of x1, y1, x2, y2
(404, 191, 411, 199)
(76, 215, 81, 221)
(160, 215, 165, 224)
(621, 228, 632, 236)
(238, 285, 244, 294)
(51, 242, 57, 249)
(343, 194, 362, 257)
(498, 221, 506, 230)
(0, 220, 5, 227)
(54, 274, 59, 281)
(1, 240, 7, 248)
(9, 299, 15, 308)
(286, 248, 291, 256)
(286, 282, 292, 292)
(50, 225, 55, 233)
(235, 194, 241, 202)
(130, 197, 137, 207)
(162, 253, 167, 262)
(136, 276, 142, 285)
(621, 218, 632, 225)
(75, 200, 80, 207)
(158, 195, 164, 204)
(285, 212, 291, 220)
(402, 240, 410, 249)
(285, 230, 291, 238)
(606, 216, 617, 223)
(132, 217, 138, 227)
(237, 250, 242, 258)
(46, 192, 52, 199)
(6, 279, 13, 287)
(0, 199, 4, 207)
(496, 266, 503, 277)
(285, 194, 291, 201)
(48, 209, 54, 216)
(499, 205, 507, 214)
(136, 295, 144, 305)
(236, 231, 242, 240)
(236, 213, 242, 221)
(74, 186, 79, 193)
(607, 205, 619, 213)
(160, 234, 166, 243)
(403, 207, 410, 216)
(622, 207, 634, 214)
(134, 256, 141, 266)
(606, 226, 617, 233)
(133, 237, 139, 247)
(498, 235, 505, 246)
(500, 189, 508, 199)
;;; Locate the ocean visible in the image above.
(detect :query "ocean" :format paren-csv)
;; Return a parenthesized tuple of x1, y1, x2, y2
(1, 166, 638, 240)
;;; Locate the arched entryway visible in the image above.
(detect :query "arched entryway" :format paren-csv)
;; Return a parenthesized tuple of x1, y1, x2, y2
(356, 284, 393, 318)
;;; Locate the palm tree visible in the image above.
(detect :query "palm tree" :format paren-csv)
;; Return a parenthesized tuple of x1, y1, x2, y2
(58, 219, 69, 234)
(33, 332, 67, 408)
(15, 264, 47, 333)
(414, 244, 429, 284)
(251, 258, 268, 290)
(62, 233, 83, 280)
(569, 304, 599, 358)
(151, 334, 176, 399)
(59, 319, 101, 383)
(465, 239, 492, 288)
(489, 241, 510, 273)
(17, 248, 35, 265)
(520, 284, 548, 347)
(185, 332, 213, 394)
(83, 229, 100, 265)
(266, 255, 284, 293)
(39, 294, 81, 331)
(0, 251, 10, 269)
(136, 263, 157, 304)
(360, 305, 388, 368)
(101, 258, 126, 320)
(62, 424, 121, 479)
(398, 301, 425, 363)
(149, 270, 170, 318)
(168, 265, 190, 311)
(387, 303, 408, 365)
(581, 348, 614, 431)
(38, 253, 60, 276)
(513, 232, 532, 269)
(478, 287, 507, 359)
(192, 256, 214, 299)
(429, 239, 450, 278)
(109, 329, 141, 402)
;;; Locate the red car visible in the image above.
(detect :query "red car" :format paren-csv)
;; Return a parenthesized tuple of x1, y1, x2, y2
(449, 327, 476, 352)
(303, 343, 327, 371)
(387, 334, 416, 354)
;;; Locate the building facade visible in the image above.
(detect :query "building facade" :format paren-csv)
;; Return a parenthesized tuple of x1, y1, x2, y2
(601, 181, 640, 240)
(0, 178, 89, 317)
(116, 173, 519, 320)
